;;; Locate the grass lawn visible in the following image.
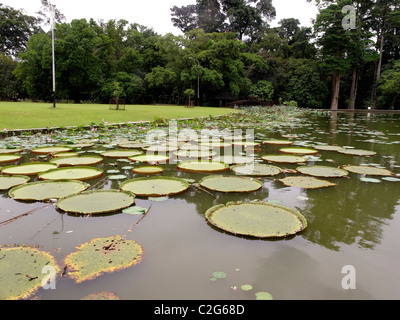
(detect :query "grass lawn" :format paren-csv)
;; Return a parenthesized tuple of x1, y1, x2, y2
(0, 102, 234, 130)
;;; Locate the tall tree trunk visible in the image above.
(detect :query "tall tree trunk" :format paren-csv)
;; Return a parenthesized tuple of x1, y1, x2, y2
(349, 67, 358, 110)
(331, 70, 340, 110)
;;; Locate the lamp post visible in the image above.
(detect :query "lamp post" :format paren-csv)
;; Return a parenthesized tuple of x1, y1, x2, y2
(50, 3, 56, 108)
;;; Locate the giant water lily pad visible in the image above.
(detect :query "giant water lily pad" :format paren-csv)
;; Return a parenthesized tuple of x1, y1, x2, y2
(56, 190, 135, 214)
(173, 149, 217, 159)
(279, 147, 319, 155)
(0, 148, 23, 154)
(177, 161, 229, 173)
(101, 150, 143, 158)
(337, 148, 377, 156)
(277, 176, 337, 189)
(132, 166, 164, 175)
(296, 165, 349, 178)
(38, 166, 103, 181)
(262, 140, 294, 145)
(262, 154, 307, 164)
(205, 201, 307, 238)
(128, 154, 170, 163)
(9, 180, 89, 201)
(50, 156, 103, 167)
(31, 146, 72, 155)
(64, 236, 143, 283)
(0, 175, 30, 191)
(341, 165, 394, 176)
(1, 163, 59, 176)
(213, 155, 254, 165)
(0, 154, 22, 164)
(313, 145, 344, 152)
(0, 246, 60, 300)
(199, 176, 262, 193)
(231, 163, 282, 176)
(120, 177, 189, 197)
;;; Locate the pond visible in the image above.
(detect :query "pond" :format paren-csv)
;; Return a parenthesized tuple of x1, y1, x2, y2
(1, 108, 400, 300)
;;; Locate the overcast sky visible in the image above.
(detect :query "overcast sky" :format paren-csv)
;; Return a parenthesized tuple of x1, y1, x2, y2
(2, 0, 319, 34)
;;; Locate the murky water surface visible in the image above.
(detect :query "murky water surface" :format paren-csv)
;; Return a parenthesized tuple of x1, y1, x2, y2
(1, 111, 400, 300)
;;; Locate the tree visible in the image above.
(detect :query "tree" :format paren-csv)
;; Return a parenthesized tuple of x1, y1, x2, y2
(250, 80, 274, 101)
(378, 60, 400, 109)
(0, 4, 43, 57)
(0, 53, 19, 100)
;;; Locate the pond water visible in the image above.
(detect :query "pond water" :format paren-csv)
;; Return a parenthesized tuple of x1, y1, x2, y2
(1, 110, 400, 300)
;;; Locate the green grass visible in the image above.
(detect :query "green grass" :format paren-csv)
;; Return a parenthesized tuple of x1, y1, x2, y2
(0, 102, 233, 130)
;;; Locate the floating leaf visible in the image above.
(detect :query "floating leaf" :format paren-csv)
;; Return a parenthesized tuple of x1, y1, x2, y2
(279, 147, 319, 155)
(101, 149, 143, 158)
(199, 175, 262, 193)
(211, 271, 227, 280)
(132, 166, 164, 174)
(296, 165, 349, 178)
(0, 154, 22, 164)
(262, 140, 294, 145)
(0, 148, 23, 154)
(9, 180, 89, 201)
(0, 246, 60, 300)
(1, 163, 59, 176)
(261, 154, 307, 164)
(205, 201, 307, 238)
(128, 154, 170, 163)
(31, 146, 72, 155)
(122, 206, 148, 215)
(0, 175, 30, 191)
(50, 156, 103, 167)
(173, 149, 217, 159)
(313, 145, 344, 152)
(255, 291, 273, 300)
(38, 166, 103, 181)
(277, 176, 337, 189)
(241, 284, 253, 291)
(63, 235, 143, 283)
(108, 174, 127, 180)
(56, 190, 135, 214)
(231, 163, 282, 176)
(177, 161, 229, 173)
(341, 165, 394, 176)
(337, 149, 377, 156)
(213, 155, 254, 164)
(53, 152, 79, 158)
(381, 176, 400, 182)
(359, 177, 381, 183)
(121, 177, 189, 197)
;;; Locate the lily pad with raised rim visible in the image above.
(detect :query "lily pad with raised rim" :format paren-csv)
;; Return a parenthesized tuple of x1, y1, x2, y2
(9, 180, 89, 201)
(337, 149, 377, 156)
(120, 176, 189, 197)
(0, 246, 60, 300)
(50, 156, 103, 167)
(0, 148, 23, 154)
(56, 190, 135, 214)
(38, 166, 103, 181)
(101, 149, 143, 158)
(1, 163, 59, 176)
(341, 165, 394, 176)
(313, 145, 344, 152)
(296, 165, 349, 178)
(199, 175, 263, 193)
(205, 201, 307, 238)
(132, 166, 164, 175)
(262, 140, 294, 145)
(277, 176, 337, 189)
(0, 175, 30, 191)
(31, 146, 72, 155)
(128, 154, 170, 163)
(279, 147, 319, 155)
(0, 154, 22, 164)
(177, 161, 229, 173)
(231, 163, 282, 176)
(261, 154, 307, 164)
(63, 235, 143, 283)
(173, 149, 217, 159)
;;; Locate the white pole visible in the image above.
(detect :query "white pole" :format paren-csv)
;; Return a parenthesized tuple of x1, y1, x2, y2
(51, 4, 56, 108)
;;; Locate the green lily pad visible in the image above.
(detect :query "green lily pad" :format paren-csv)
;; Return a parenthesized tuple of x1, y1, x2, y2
(173, 149, 217, 159)
(132, 166, 164, 175)
(101, 150, 143, 158)
(279, 147, 319, 155)
(53, 152, 79, 158)
(0, 175, 30, 191)
(261, 154, 307, 164)
(56, 190, 135, 214)
(177, 161, 229, 173)
(262, 140, 294, 145)
(241, 284, 253, 291)
(128, 154, 170, 163)
(122, 206, 148, 215)
(277, 176, 337, 189)
(255, 291, 273, 300)
(118, 142, 148, 149)
(199, 176, 262, 193)
(38, 166, 103, 181)
(231, 163, 282, 176)
(313, 145, 344, 152)
(9, 180, 89, 201)
(50, 156, 103, 167)
(205, 201, 307, 238)
(337, 148, 377, 156)
(359, 177, 381, 183)
(31, 146, 72, 155)
(120, 177, 189, 197)
(1, 163, 59, 176)
(0, 154, 22, 164)
(211, 271, 227, 280)
(0, 246, 60, 300)
(63, 235, 143, 283)
(341, 165, 394, 176)
(0, 148, 23, 154)
(382, 176, 400, 182)
(296, 165, 349, 178)
(213, 155, 255, 164)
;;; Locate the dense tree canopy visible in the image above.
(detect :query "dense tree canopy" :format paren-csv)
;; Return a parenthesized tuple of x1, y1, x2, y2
(0, 1, 399, 109)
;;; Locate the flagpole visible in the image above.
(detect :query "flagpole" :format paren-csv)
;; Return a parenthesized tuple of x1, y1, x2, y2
(51, 4, 56, 108)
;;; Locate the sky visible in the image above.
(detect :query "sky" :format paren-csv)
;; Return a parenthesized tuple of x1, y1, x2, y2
(2, 0, 319, 35)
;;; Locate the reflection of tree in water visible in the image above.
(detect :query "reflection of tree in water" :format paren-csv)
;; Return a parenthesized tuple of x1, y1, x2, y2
(301, 178, 399, 251)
